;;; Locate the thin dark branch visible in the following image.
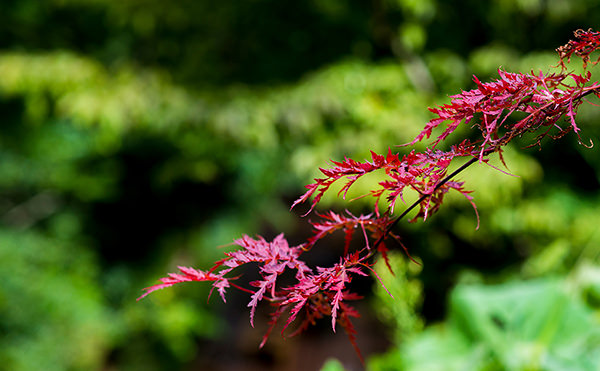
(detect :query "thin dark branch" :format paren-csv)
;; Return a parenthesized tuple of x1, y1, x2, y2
(372, 156, 479, 252)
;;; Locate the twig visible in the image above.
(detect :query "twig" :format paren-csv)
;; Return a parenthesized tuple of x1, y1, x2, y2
(372, 156, 479, 252)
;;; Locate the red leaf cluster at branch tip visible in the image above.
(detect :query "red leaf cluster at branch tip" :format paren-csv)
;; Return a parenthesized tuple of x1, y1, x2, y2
(557, 28, 600, 69)
(140, 29, 600, 363)
(410, 68, 599, 155)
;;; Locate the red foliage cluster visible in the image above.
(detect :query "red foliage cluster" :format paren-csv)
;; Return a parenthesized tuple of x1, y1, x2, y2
(557, 28, 600, 68)
(292, 147, 477, 222)
(412, 68, 599, 156)
(140, 29, 600, 362)
(139, 212, 394, 362)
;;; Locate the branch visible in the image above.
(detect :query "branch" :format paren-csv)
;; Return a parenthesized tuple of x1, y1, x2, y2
(372, 156, 479, 253)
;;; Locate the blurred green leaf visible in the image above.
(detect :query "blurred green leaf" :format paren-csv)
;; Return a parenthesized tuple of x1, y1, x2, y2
(370, 274, 600, 371)
(0, 229, 115, 371)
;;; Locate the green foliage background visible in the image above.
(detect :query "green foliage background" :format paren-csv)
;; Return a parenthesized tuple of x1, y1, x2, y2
(1, 0, 600, 370)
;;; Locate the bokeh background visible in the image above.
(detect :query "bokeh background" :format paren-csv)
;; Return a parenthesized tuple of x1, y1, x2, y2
(1, 0, 600, 370)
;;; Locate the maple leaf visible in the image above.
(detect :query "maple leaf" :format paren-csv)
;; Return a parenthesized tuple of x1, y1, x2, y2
(557, 28, 600, 69)
(336, 296, 363, 363)
(283, 289, 365, 363)
(222, 234, 311, 326)
(306, 210, 392, 251)
(140, 234, 312, 328)
(291, 148, 401, 215)
(281, 260, 367, 334)
(137, 266, 230, 302)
